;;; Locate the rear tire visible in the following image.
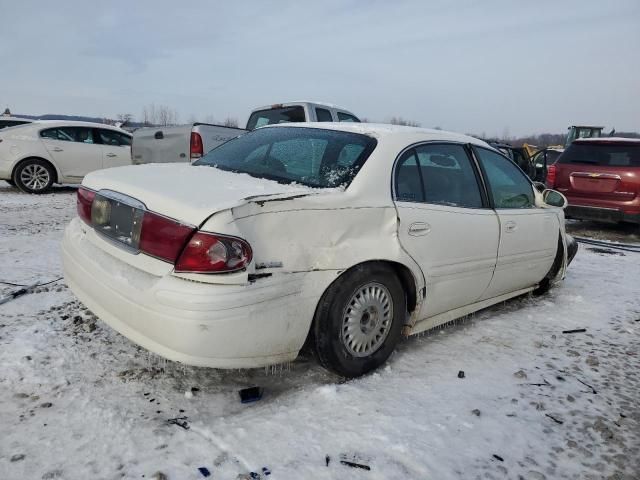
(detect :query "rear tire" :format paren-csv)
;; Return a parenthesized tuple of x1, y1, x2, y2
(313, 263, 406, 378)
(13, 159, 55, 194)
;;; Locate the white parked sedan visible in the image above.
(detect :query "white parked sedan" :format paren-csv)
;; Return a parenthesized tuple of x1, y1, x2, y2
(62, 124, 576, 377)
(0, 121, 132, 193)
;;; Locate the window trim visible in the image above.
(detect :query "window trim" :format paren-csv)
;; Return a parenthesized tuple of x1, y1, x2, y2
(470, 145, 536, 210)
(391, 141, 490, 209)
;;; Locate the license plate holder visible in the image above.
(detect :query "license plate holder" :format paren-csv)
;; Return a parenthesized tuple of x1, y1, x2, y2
(91, 190, 145, 251)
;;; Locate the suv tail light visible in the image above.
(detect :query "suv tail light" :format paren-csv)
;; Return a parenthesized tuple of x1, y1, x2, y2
(190, 132, 203, 159)
(176, 232, 252, 273)
(77, 187, 96, 224)
(546, 163, 557, 188)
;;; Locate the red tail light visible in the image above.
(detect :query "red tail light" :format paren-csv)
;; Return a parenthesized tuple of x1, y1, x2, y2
(76, 187, 251, 272)
(77, 187, 96, 224)
(190, 132, 203, 159)
(546, 164, 557, 188)
(139, 212, 195, 263)
(176, 232, 252, 273)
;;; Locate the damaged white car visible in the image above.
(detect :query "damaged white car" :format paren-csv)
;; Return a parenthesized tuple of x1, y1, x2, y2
(62, 124, 577, 377)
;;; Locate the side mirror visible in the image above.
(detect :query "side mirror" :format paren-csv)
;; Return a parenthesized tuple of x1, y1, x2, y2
(542, 189, 568, 208)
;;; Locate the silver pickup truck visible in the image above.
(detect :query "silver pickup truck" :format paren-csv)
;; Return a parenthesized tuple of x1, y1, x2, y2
(131, 101, 360, 164)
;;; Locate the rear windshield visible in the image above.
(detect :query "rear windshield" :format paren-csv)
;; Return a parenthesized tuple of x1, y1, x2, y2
(194, 126, 377, 188)
(246, 106, 305, 130)
(559, 142, 640, 167)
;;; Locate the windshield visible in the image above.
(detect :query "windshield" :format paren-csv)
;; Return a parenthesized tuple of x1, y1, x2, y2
(559, 142, 640, 167)
(194, 126, 377, 188)
(246, 106, 305, 130)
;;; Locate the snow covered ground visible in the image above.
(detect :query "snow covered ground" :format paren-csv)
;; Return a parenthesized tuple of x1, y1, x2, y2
(1, 182, 638, 480)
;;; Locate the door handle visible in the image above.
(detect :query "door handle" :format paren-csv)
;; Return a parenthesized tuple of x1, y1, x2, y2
(504, 220, 517, 233)
(408, 222, 431, 236)
(106, 153, 117, 158)
(52, 147, 63, 152)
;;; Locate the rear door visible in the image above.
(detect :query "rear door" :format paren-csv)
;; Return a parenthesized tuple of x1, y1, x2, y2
(473, 147, 557, 298)
(394, 143, 499, 318)
(40, 126, 103, 179)
(97, 129, 132, 169)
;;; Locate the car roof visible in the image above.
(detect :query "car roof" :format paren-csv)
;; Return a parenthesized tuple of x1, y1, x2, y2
(574, 137, 640, 145)
(0, 116, 33, 122)
(264, 122, 489, 147)
(250, 101, 356, 113)
(28, 120, 132, 133)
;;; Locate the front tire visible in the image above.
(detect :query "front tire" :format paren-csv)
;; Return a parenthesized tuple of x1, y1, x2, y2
(313, 263, 406, 378)
(13, 159, 55, 194)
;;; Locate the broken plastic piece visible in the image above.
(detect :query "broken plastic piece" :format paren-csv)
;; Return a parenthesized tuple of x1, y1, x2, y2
(239, 386, 263, 403)
(167, 416, 189, 430)
(198, 467, 211, 477)
(457, 370, 465, 379)
(340, 460, 370, 470)
(261, 467, 271, 476)
(562, 328, 586, 334)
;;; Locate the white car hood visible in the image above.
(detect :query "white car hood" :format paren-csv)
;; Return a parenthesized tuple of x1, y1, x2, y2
(82, 163, 315, 226)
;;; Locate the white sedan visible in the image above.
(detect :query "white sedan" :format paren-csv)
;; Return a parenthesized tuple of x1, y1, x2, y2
(62, 123, 576, 377)
(0, 120, 132, 193)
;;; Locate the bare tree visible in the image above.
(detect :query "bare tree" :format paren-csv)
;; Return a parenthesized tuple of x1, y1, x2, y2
(116, 113, 133, 127)
(389, 116, 421, 127)
(223, 117, 239, 128)
(141, 104, 178, 126)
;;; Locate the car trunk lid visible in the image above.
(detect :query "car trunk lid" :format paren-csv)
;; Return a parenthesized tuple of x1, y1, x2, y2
(82, 163, 314, 227)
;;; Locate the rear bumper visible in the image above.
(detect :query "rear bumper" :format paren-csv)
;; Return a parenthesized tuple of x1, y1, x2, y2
(565, 205, 640, 224)
(62, 218, 324, 368)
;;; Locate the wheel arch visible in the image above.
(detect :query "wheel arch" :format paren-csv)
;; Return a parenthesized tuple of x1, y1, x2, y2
(302, 259, 420, 353)
(12, 156, 60, 184)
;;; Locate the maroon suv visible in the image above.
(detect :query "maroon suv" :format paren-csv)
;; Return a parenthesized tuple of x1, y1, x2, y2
(547, 138, 640, 224)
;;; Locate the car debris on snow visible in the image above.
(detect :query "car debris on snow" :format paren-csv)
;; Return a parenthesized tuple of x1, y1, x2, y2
(562, 328, 587, 334)
(166, 416, 189, 430)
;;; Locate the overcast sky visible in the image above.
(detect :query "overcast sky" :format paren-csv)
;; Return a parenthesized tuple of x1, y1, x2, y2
(1, 0, 638, 136)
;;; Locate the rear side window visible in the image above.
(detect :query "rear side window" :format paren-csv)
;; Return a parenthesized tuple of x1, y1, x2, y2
(40, 127, 95, 144)
(99, 129, 132, 146)
(315, 108, 333, 122)
(395, 143, 483, 208)
(337, 112, 360, 123)
(475, 147, 534, 209)
(246, 107, 306, 130)
(559, 142, 640, 167)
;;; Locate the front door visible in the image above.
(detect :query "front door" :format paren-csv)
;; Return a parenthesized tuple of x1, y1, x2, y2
(40, 126, 103, 180)
(394, 143, 500, 318)
(473, 146, 558, 298)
